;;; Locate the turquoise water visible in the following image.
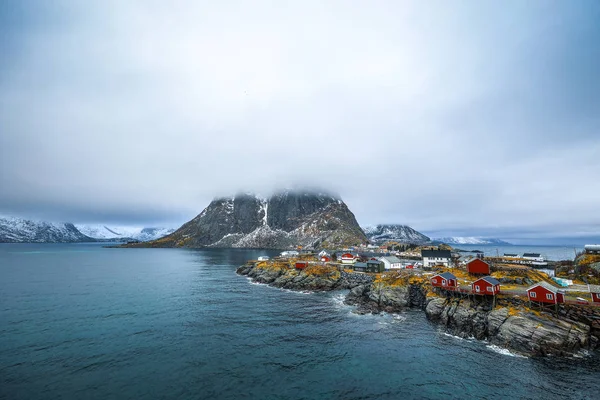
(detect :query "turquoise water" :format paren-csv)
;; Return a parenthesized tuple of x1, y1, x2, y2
(1, 243, 599, 400)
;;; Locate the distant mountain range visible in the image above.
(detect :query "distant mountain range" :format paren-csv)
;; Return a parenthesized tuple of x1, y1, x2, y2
(0, 216, 94, 243)
(362, 224, 430, 244)
(433, 237, 512, 245)
(0, 216, 174, 243)
(75, 225, 175, 242)
(127, 190, 368, 249)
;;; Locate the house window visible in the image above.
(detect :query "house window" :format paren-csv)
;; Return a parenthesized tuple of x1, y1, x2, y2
(530, 292, 536, 298)
(442, 279, 447, 285)
(546, 294, 553, 300)
(487, 287, 492, 292)
(432, 279, 437, 284)
(475, 285, 480, 292)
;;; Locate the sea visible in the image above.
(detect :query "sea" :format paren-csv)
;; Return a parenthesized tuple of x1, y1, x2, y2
(1, 243, 599, 400)
(450, 244, 583, 262)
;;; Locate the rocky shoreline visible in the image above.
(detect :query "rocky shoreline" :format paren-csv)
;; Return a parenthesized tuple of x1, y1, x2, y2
(237, 263, 599, 357)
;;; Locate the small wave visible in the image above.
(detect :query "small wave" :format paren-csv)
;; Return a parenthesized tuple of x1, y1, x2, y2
(441, 332, 475, 341)
(247, 278, 266, 286)
(330, 293, 347, 307)
(486, 344, 527, 358)
(392, 314, 407, 322)
(572, 349, 592, 359)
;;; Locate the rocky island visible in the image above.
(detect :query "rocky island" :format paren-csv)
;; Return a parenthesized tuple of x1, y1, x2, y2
(238, 259, 599, 357)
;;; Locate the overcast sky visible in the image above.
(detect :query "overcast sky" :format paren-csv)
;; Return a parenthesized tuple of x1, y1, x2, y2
(1, 1, 599, 244)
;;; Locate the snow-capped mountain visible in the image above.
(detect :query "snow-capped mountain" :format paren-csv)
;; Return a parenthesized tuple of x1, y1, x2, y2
(362, 224, 430, 244)
(75, 225, 175, 242)
(127, 190, 367, 249)
(0, 216, 95, 243)
(434, 237, 512, 245)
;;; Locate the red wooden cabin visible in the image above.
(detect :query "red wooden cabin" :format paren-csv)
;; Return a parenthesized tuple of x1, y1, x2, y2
(295, 261, 309, 270)
(472, 276, 500, 295)
(431, 272, 458, 289)
(590, 285, 600, 304)
(466, 259, 491, 275)
(320, 256, 331, 262)
(527, 282, 564, 304)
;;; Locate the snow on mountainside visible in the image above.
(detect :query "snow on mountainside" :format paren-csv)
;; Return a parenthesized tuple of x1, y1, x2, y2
(128, 191, 367, 249)
(363, 224, 430, 244)
(0, 216, 95, 243)
(75, 225, 175, 242)
(434, 237, 512, 245)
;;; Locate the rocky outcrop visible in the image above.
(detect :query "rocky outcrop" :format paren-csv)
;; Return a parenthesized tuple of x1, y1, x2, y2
(238, 261, 599, 357)
(132, 190, 367, 249)
(344, 283, 428, 314)
(236, 263, 373, 292)
(425, 298, 592, 356)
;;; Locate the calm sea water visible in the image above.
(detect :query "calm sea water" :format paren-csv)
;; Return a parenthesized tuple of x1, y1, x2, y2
(452, 244, 583, 261)
(1, 243, 599, 400)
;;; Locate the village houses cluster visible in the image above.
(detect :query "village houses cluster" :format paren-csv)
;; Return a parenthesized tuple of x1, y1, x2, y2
(256, 244, 600, 309)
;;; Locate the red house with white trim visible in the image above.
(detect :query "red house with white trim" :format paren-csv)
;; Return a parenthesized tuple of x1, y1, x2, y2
(340, 253, 356, 264)
(320, 256, 331, 263)
(472, 276, 500, 295)
(527, 282, 564, 304)
(466, 259, 491, 275)
(431, 272, 458, 289)
(590, 285, 600, 304)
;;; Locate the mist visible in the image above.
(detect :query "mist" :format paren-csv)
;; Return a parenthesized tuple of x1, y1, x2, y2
(1, 1, 599, 243)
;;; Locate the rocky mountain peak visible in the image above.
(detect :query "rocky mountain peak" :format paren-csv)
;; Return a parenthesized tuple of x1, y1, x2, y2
(139, 190, 367, 249)
(363, 224, 430, 244)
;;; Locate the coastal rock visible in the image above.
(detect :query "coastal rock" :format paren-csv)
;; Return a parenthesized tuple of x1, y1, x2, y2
(236, 263, 371, 292)
(424, 298, 591, 356)
(345, 283, 427, 314)
(491, 313, 589, 356)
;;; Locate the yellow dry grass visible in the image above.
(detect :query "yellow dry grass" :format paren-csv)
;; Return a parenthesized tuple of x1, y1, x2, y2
(578, 254, 600, 266)
(303, 264, 340, 278)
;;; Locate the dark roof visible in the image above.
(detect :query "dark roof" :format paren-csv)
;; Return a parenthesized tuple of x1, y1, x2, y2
(503, 253, 518, 257)
(523, 253, 541, 257)
(367, 259, 382, 264)
(354, 262, 368, 268)
(478, 276, 500, 285)
(439, 272, 457, 280)
(421, 250, 452, 258)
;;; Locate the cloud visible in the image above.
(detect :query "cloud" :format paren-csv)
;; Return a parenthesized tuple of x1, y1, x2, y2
(1, 0, 599, 242)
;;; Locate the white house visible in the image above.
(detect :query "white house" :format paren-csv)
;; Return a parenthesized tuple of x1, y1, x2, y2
(258, 256, 270, 261)
(318, 250, 330, 258)
(280, 251, 299, 257)
(340, 253, 357, 264)
(380, 256, 403, 270)
(421, 250, 452, 268)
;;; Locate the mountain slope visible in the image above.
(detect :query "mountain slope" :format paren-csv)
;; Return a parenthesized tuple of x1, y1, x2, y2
(75, 225, 175, 242)
(363, 224, 430, 244)
(0, 217, 95, 243)
(135, 191, 368, 249)
(434, 237, 512, 245)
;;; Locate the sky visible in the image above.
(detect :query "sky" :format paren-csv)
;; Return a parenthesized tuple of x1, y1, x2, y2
(1, 0, 599, 245)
